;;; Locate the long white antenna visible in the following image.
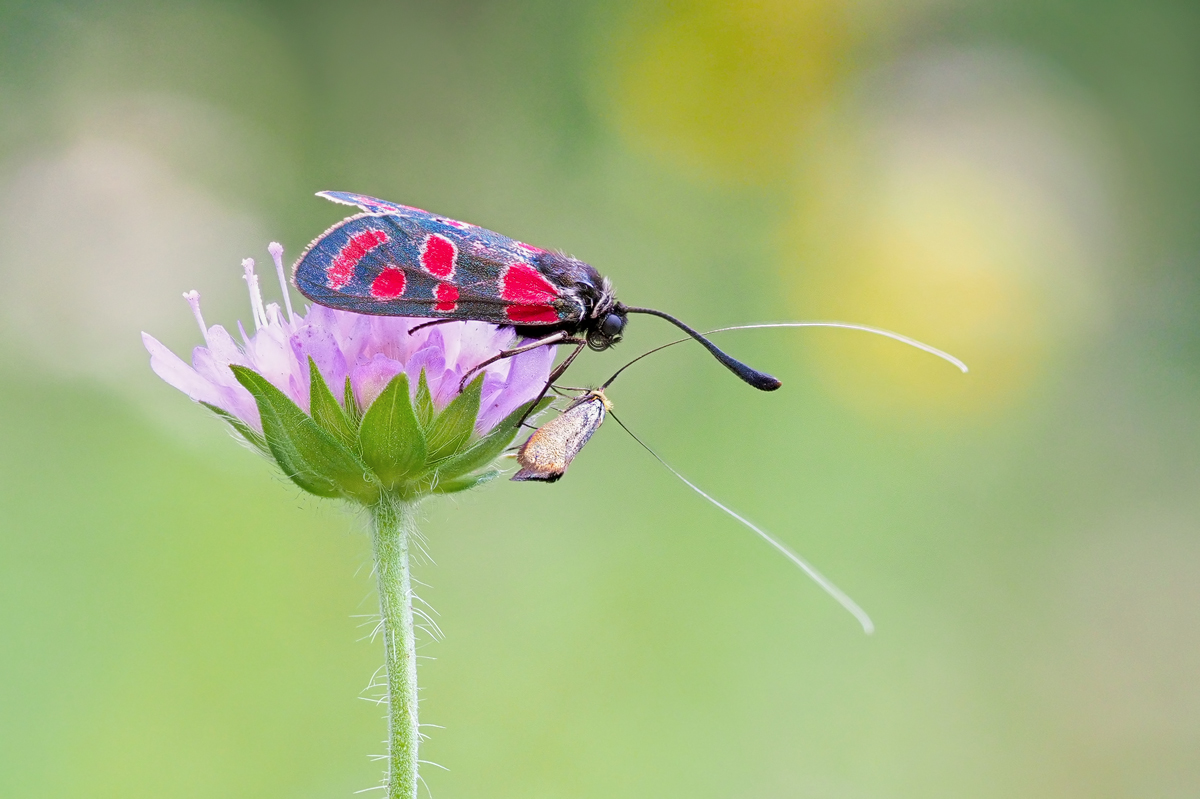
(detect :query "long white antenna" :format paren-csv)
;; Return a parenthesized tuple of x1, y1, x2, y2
(720, 322, 967, 372)
(608, 411, 875, 635)
(603, 320, 967, 389)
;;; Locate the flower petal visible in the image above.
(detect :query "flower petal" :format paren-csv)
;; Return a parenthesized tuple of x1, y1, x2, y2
(245, 323, 306, 410)
(205, 325, 248, 365)
(291, 325, 349, 396)
(351, 353, 405, 409)
(192, 346, 261, 429)
(404, 344, 449, 407)
(476, 341, 556, 434)
(143, 332, 223, 405)
(455, 321, 512, 371)
(311, 304, 372, 363)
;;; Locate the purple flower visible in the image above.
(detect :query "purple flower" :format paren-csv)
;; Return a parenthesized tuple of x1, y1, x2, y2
(144, 241, 561, 799)
(143, 242, 555, 437)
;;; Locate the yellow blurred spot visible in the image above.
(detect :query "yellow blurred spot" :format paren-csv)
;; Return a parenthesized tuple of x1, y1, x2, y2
(786, 62, 1109, 417)
(812, 170, 1048, 414)
(599, 0, 850, 184)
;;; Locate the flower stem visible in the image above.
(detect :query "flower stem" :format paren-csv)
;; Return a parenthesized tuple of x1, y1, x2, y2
(371, 497, 420, 799)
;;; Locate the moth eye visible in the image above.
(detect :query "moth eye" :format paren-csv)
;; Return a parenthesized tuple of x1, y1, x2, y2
(601, 313, 625, 338)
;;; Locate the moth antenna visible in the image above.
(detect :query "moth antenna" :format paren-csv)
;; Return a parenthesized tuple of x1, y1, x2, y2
(604, 321, 968, 389)
(607, 410, 875, 635)
(623, 307, 782, 391)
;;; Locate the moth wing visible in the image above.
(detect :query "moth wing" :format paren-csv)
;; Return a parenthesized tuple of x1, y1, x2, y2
(317, 191, 428, 218)
(295, 196, 585, 326)
(512, 395, 607, 482)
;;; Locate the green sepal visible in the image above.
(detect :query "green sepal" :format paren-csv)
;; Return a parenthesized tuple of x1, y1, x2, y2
(231, 365, 379, 503)
(201, 402, 270, 457)
(414, 370, 434, 430)
(433, 468, 499, 495)
(308, 357, 357, 448)
(343, 376, 362, 425)
(435, 396, 552, 482)
(425, 373, 484, 461)
(358, 372, 427, 488)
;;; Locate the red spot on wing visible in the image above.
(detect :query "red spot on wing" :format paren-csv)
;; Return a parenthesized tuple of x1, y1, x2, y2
(500, 263, 558, 304)
(370, 267, 406, 299)
(420, 234, 457, 279)
(434, 283, 459, 312)
(328, 229, 389, 289)
(506, 304, 560, 323)
(515, 241, 546, 254)
(501, 263, 560, 324)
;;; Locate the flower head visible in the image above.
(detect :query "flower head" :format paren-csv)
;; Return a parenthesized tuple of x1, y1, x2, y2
(144, 243, 555, 503)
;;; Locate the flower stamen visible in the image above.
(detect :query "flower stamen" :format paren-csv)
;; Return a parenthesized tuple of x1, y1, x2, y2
(182, 290, 210, 346)
(241, 258, 267, 331)
(268, 242, 296, 324)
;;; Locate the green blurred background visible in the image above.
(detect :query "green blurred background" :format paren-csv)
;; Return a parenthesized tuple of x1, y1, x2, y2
(1, 1, 1198, 797)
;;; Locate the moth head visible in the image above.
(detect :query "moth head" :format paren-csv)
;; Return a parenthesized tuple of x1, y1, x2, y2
(588, 309, 626, 351)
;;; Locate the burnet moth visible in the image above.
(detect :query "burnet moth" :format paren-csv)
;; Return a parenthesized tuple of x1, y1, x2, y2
(292, 192, 781, 407)
(509, 323, 968, 632)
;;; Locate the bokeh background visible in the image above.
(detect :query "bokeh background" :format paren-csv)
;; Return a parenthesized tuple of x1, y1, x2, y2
(1, 1, 1198, 797)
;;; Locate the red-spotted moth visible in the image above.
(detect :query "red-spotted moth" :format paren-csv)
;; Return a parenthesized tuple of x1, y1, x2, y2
(293, 192, 780, 410)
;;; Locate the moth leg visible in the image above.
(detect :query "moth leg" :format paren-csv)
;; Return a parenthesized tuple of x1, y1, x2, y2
(458, 331, 572, 390)
(516, 339, 589, 427)
(547, 340, 588, 384)
(407, 318, 460, 335)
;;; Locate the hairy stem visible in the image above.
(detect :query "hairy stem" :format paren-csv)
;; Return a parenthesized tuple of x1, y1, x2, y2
(371, 497, 420, 799)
